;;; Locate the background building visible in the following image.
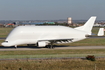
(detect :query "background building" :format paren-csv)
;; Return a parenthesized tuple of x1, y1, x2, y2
(67, 17, 72, 25)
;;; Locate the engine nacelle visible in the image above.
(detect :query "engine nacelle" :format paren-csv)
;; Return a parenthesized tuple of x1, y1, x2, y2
(37, 42, 47, 47)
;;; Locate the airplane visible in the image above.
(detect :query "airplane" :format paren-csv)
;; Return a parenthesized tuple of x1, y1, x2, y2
(1, 16, 96, 49)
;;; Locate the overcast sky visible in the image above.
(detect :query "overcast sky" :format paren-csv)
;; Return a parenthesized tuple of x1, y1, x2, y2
(0, 0, 105, 20)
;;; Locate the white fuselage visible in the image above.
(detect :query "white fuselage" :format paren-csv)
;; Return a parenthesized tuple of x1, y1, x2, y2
(1, 16, 97, 47)
(2, 26, 88, 47)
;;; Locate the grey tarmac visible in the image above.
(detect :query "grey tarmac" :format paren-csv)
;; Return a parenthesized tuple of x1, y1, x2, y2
(0, 46, 105, 51)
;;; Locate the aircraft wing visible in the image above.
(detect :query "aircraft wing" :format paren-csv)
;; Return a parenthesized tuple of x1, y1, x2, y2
(38, 38, 74, 44)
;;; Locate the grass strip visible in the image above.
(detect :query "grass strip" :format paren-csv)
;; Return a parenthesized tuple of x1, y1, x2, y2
(0, 54, 105, 59)
(0, 49, 105, 55)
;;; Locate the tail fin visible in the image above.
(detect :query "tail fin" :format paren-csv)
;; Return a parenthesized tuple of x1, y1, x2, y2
(75, 16, 96, 35)
(97, 28, 104, 36)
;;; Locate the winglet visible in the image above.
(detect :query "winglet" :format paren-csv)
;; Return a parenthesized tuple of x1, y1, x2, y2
(75, 16, 96, 35)
(97, 28, 104, 36)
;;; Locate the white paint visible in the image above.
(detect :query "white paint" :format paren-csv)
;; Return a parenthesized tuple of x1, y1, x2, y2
(1, 16, 96, 47)
(97, 28, 104, 36)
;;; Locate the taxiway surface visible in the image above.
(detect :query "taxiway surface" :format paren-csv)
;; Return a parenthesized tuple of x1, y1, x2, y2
(0, 46, 105, 51)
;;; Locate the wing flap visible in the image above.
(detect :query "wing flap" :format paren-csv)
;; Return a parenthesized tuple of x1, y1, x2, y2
(38, 38, 74, 44)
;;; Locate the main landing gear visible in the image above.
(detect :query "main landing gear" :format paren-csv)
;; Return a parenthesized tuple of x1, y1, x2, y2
(46, 41, 55, 49)
(15, 45, 17, 49)
(46, 44, 54, 49)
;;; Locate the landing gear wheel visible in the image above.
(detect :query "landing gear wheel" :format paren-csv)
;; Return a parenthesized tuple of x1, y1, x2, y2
(15, 45, 17, 49)
(49, 44, 55, 49)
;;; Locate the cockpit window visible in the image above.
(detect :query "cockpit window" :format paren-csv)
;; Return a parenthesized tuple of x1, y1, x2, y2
(5, 41, 8, 43)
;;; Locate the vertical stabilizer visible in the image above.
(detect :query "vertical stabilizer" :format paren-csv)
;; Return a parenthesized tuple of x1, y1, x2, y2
(97, 28, 104, 36)
(75, 16, 96, 35)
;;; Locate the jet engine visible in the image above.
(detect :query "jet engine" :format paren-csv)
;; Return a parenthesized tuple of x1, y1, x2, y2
(37, 41, 47, 47)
